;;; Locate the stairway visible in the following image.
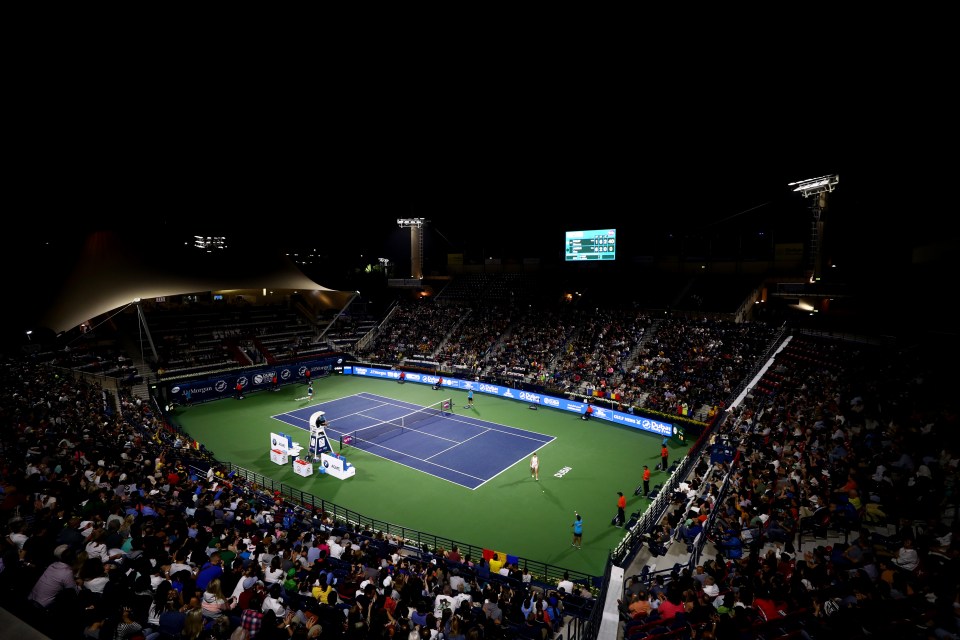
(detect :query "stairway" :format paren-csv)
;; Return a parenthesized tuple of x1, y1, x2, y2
(114, 314, 155, 403)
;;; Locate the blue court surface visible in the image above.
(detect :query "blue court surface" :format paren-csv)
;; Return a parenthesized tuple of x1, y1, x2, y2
(272, 392, 554, 489)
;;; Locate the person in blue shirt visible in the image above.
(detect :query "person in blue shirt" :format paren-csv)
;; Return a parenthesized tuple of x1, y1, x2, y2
(571, 513, 583, 549)
(467, 389, 474, 408)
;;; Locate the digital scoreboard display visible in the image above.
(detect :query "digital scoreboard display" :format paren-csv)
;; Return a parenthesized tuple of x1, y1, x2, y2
(565, 228, 617, 261)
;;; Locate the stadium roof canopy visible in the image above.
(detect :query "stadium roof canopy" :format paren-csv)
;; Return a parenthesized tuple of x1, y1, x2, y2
(29, 230, 342, 336)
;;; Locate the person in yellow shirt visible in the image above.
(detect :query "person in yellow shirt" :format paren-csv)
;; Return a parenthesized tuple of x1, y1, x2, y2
(312, 578, 334, 604)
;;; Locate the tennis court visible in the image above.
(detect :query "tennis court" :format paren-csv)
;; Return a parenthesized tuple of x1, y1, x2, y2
(273, 392, 554, 489)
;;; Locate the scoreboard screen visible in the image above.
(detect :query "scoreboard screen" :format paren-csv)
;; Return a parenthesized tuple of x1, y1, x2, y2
(564, 229, 617, 261)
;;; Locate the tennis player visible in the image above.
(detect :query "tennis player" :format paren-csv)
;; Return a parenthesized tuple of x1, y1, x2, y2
(467, 389, 474, 408)
(530, 452, 539, 481)
(307, 383, 314, 401)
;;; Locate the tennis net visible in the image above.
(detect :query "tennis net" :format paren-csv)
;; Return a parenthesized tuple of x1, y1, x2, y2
(341, 398, 453, 450)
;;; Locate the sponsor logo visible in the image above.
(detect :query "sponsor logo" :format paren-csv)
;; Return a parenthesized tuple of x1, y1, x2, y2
(299, 366, 309, 377)
(337, 358, 343, 364)
(280, 369, 292, 380)
(565, 403, 582, 411)
(237, 377, 248, 388)
(503, 390, 514, 398)
(408, 373, 421, 381)
(171, 386, 181, 394)
(543, 397, 560, 407)
(356, 367, 368, 376)
(554, 466, 573, 478)
(322, 460, 329, 468)
(215, 381, 228, 392)
(478, 383, 498, 394)
(254, 374, 265, 384)
(519, 391, 541, 403)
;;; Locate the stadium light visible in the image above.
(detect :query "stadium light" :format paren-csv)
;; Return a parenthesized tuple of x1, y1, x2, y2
(194, 235, 227, 251)
(790, 174, 839, 285)
(397, 219, 429, 280)
(788, 174, 839, 198)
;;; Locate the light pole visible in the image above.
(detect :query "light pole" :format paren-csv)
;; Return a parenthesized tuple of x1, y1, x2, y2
(397, 218, 428, 280)
(788, 174, 839, 284)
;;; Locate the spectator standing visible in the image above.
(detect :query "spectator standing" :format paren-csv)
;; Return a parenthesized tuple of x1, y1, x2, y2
(643, 465, 651, 496)
(557, 572, 574, 594)
(660, 445, 669, 471)
(616, 492, 627, 526)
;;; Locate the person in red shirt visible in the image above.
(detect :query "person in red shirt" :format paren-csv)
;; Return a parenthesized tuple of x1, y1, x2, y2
(616, 492, 627, 526)
(656, 589, 685, 620)
(661, 445, 669, 471)
(642, 465, 651, 496)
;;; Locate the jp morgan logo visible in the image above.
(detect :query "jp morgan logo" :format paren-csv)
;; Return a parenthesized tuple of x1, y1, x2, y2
(215, 381, 228, 392)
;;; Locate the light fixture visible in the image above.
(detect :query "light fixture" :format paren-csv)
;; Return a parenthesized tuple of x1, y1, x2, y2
(193, 236, 227, 250)
(788, 174, 839, 198)
(397, 218, 427, 228)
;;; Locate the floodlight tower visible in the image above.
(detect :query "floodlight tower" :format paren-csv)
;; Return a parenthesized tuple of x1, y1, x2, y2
(788, 174, 839, 284)
(397, 218, 428, 280)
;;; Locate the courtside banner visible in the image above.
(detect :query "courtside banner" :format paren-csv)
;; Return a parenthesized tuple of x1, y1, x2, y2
(164, 355, 345, 404)
(348, 367, 674, 437)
